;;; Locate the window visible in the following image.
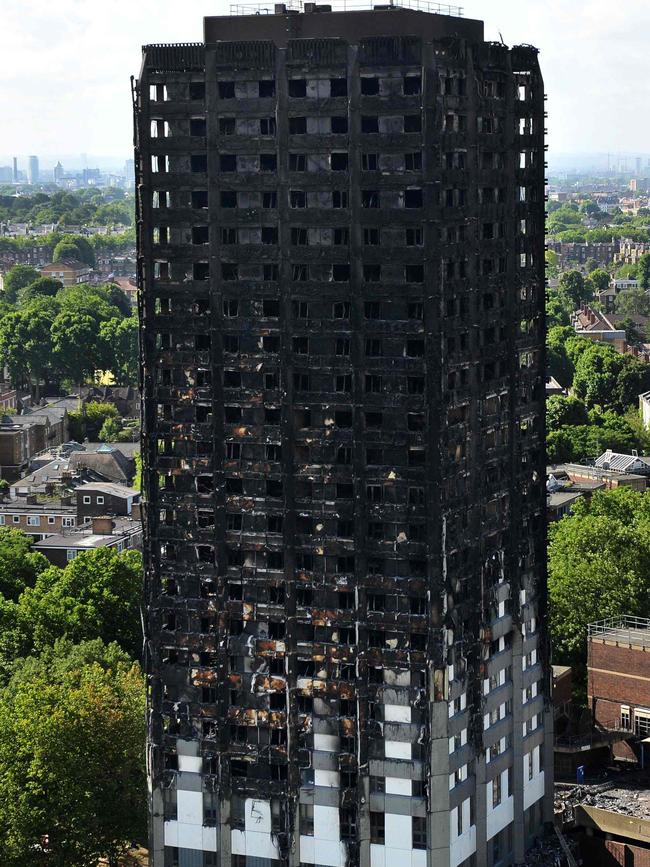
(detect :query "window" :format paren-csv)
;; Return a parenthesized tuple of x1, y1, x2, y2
(96, 496, 105, 505)
(299, 803, 314, 835)
(191, 154, 208, 172)
(220, 190, 236, 208)
(290, 190, 306, 208)
(289, 79, 307, 98)
(361, 76, 379, 95)
(362, 153, 378, 171)
(405, 188, 423, 208)
(330, 78, 347, 97)
(413, 817, 427, 849)
(370, 812, 385, 844)
(404, 74, 422, 95)
(340, 809, 357, 841)
(331, 152, 348, 171)
(263, 191, 277, 209)
(83, 495, 91, 504)
(289, 116, 307, 134)
(27, 516, 40, 526)
(405, 152, 422, 170)
(289, 153, 306, 171)
(492, 773, 502, 808)
(260, 117, 276, 135)
(331, 116, 348, 134)
(259, 79, 275, 97)
(333, 190, 348, 208)
(361, 116, 379, 134)
(190, 118, 206, 136)
(404, 115, 422, 133)
(260, 153, 277, 172)
(189, 81, 205, 100)
(219, 117, 235, 135)
(47, 516, 56, 525)
(66, 549, 78, 561)
(218, 81, 235, 99)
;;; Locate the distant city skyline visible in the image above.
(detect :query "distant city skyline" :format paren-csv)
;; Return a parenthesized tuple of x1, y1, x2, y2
(2, 0, 650, 158)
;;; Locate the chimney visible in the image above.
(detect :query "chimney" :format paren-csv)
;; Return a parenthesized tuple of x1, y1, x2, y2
(131, 502, 142, 522)
(91, 516, 115, 535)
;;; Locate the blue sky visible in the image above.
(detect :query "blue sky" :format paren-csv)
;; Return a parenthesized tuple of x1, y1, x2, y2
(1, 0, 648, 162)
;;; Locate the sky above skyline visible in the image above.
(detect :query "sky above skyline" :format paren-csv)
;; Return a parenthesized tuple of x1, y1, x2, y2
(1, 0, 648, 164)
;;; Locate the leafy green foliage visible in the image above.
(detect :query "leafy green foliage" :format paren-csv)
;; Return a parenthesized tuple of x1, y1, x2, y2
(0, 297, 58, 399)
(99, 315, 139, 384)
(549, 489, 650, 668)
(546, 410, 642, 464)
(17, 548, 143, 660)
(572, 343, 626, 408)
(546, 395, 589, 432)
(2, 265, 39, 304)
(53, 234, 95, 267)
(638, 252, 650, 290)
(0, 639, 145, 867)
(68, 401, 119, 442)
(0, 529, 49, 602)
(614, 287, 650, 316)
(0, 189, 134, 227)
(16, 276, 62, 305)
(547, 326, 580, 387)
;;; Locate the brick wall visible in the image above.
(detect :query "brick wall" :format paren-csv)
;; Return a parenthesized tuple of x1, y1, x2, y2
(589, 640, 650, 714)
(581, 835, 650, 866)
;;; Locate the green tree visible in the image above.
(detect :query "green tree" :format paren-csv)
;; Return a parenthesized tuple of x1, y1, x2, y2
(99, 416, 123, 443)
(16, 276, 62, 305)
(547, 325, 576, 386)
(18, 548, 143, 659)
(586, 267, 610, 294)
(572, 342, 625, 408)
(0, 528, 49, 602)
(51, 309, 103, 384)
(100, 316, 139, 384)
(558, 269, 590, 308)
(2, 264, 39, 304)
(638, 252, 650, 290)
(68, 401, 119, 442)
(546, 395, 589, 433)
(0, 297, 59, 400)
(0, 639, 146, 867)
(548, 488, 650, 668)
(52, 235, 95, 267)
(614, 287, 650, 316)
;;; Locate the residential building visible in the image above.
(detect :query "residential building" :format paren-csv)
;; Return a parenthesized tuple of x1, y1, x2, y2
(136, 6, 550, 867)
(75, 481, 140, 523)
(0, 494, 77, 540)
(598, 277, 639, 313)
(0, 411, 67, 480)
(41, 258, 91, 286)
(32, 515, 142, 567)
(587, 616, 650, 774)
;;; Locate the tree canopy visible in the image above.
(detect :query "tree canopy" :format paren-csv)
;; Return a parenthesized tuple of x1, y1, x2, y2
(549, 488, 650, 668)
(0, 638, 146, 867)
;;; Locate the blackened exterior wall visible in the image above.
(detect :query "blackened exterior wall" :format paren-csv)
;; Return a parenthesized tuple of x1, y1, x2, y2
(135, 9, 550, 866)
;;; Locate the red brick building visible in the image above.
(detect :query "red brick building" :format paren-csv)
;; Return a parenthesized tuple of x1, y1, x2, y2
(588, 617, 650, 754)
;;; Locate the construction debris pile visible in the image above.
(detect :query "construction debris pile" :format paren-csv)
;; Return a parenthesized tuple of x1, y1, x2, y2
(521, 833, 581, 866)
(556, 778, 650, 822)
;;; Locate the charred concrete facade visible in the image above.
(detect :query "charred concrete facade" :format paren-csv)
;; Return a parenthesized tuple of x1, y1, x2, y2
(134, 6, 551, 867)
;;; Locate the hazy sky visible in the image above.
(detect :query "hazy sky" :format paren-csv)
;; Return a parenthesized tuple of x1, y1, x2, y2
(1, 0, 648, 163)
